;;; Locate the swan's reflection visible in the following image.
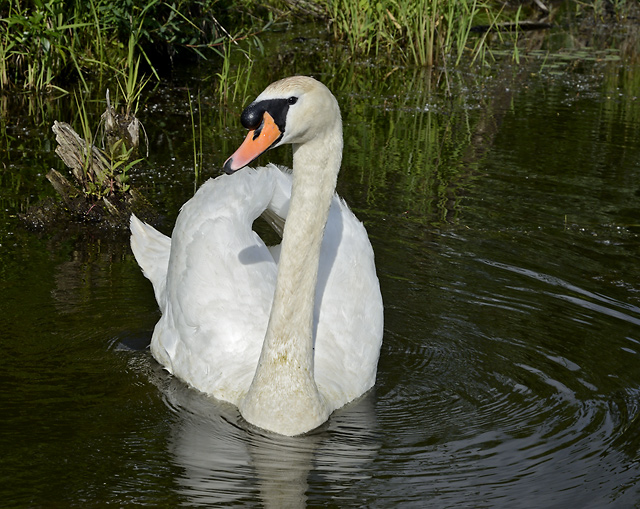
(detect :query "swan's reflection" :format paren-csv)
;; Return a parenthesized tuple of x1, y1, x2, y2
(153, 366, 380, 507)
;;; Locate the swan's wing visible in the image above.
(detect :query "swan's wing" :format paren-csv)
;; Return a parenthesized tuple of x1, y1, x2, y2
(130, 214, 171, 307)
(146, 165, 291, 403)
(314, 197, 384, 405)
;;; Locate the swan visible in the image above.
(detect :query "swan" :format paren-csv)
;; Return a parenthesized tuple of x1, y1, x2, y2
(130, 76, 383, 436)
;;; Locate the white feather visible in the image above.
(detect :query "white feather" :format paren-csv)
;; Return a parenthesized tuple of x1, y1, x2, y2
(130, 77, 383, 435)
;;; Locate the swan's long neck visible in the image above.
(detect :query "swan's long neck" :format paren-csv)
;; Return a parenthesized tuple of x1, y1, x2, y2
(240, 120, 343, 436)
(267, 140, 341, 358)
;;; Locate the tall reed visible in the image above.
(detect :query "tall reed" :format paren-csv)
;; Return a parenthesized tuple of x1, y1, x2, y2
(0, 0, 91, 91)
(188, 88, 203, 192)
(329, 0, 500, 67)
(216, 42, 255, 105)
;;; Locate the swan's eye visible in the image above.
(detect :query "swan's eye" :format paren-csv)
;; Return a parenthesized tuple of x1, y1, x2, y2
(287, 96, 298, 105)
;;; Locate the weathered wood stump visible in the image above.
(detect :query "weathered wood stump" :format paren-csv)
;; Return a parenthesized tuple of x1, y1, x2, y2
(20, 100, 156, 232)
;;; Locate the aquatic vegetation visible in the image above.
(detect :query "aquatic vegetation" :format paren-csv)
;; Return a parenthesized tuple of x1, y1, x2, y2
(112, 31, 154, 135)
(324, 0, 640, 67)
(328, 0, 506, 66)
(187, 88, 203, 191)
(216, 42, 255, 106)
(16, 88, 156, 231)
(0, 0, 252, 92)
(55, 93, 140, 200)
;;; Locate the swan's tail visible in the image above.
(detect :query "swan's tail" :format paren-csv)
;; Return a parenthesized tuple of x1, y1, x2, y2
(130, 214, 171, 307)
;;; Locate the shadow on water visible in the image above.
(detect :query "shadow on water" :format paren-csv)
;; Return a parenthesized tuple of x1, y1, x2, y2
(2, 8, 640, 507)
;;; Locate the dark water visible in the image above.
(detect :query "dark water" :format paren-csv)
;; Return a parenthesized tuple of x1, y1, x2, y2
(2, 21, 640, 507)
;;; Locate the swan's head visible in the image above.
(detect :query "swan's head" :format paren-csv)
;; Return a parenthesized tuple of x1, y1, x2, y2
(223, 76, 341, 174)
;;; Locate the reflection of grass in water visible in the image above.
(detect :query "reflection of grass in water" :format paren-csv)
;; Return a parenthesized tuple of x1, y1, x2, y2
(333, 66, 483, 225)
(600, 24, 640, 134)
(513, 9, 640, 139)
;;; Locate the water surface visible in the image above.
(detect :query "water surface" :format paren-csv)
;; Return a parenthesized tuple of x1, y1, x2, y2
(1, 21, 640, 507)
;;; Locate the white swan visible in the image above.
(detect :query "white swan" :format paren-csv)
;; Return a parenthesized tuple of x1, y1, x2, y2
(130, 76, 383, 436)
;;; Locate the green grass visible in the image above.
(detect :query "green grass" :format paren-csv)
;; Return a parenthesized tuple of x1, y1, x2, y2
(2, 0, 637, 100)
(329, 0, 500, 67)
(0, 0, 92, 91)
(326, 0, 640, 67)
(216, 42, 255, 105)
(0, 0, 522, 93)
(0, 0, 256, 93)
(188, 87, 203, 192)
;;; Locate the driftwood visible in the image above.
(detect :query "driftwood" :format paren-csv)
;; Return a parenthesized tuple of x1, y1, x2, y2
(52, 120, 111, 187)
(20, 106, 155, 231)
(101, 89, 148, 155)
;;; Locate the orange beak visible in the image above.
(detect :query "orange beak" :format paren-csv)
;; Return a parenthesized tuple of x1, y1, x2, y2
(223, 111, 283, 174)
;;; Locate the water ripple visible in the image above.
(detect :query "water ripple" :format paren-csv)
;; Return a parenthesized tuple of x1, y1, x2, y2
(371, 255, 640, 506)
(119, 251, 640, 506)
(480, 259, 640, 326)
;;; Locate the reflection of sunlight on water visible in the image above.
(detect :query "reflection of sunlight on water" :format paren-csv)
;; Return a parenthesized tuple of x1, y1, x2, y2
(480, 259, 640, 327)
(374, 242, 640, 505)
(145, 364, 379, 507)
